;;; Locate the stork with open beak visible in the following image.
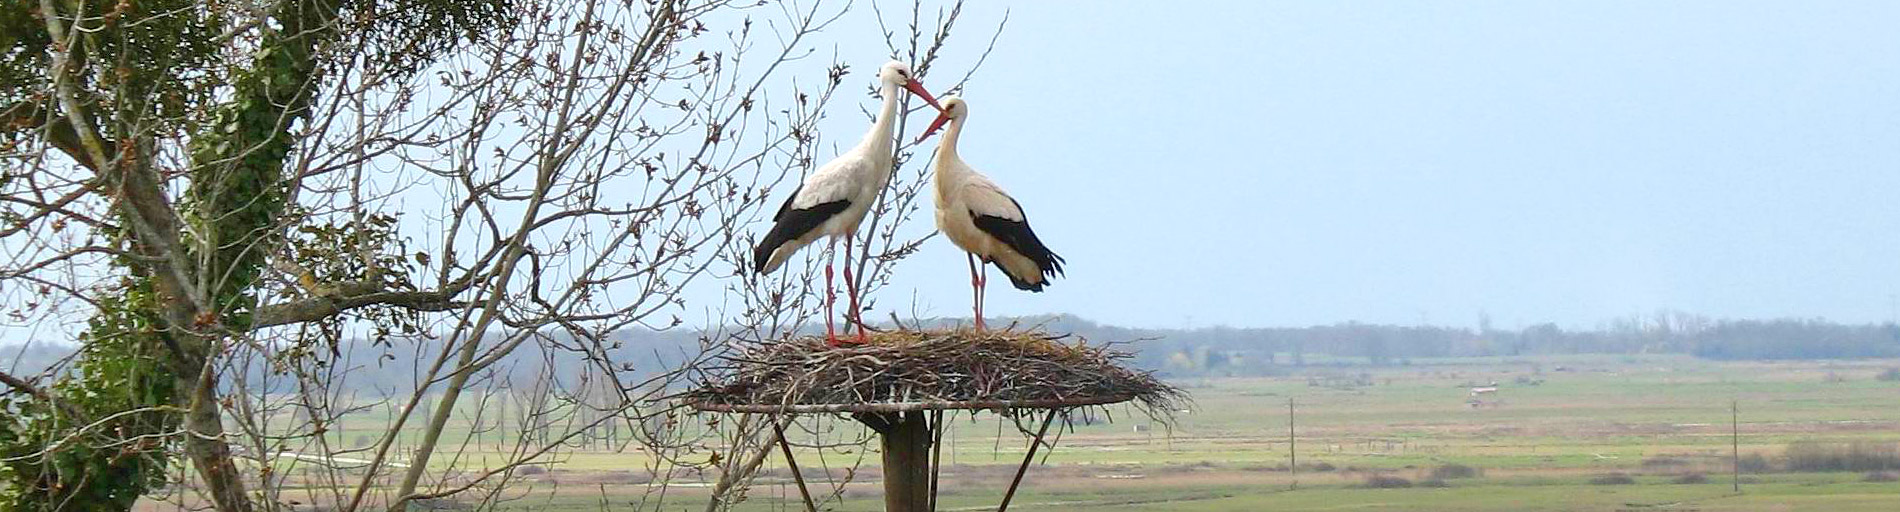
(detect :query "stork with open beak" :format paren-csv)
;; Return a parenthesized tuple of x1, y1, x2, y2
(916, 95, 1065, 330)
(753, 61, 942, 345)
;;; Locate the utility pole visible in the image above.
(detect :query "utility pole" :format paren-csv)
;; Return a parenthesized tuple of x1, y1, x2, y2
(1289, 397, 1298, 490)
(1732, 399, 1741, 493)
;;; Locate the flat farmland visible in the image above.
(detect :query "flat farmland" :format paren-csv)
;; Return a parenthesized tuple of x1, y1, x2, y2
(190, 355, 1900, 511)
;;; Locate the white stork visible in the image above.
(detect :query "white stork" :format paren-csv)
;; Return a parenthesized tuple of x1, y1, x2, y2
(753, 61, 941, 345)
(916, 96, 1065, 330)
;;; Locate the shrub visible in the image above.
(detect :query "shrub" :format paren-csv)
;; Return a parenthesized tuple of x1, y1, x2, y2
(1865, 472, 1899, 483)
(1429, 463, 1481, 479)
(1642, 456, 1688, 468)
(1671, 473, 1709, 484)
(1785, 441, 1900, 472)
(411, 498, 468, 510)
(1738, 453, 1774, 474)
(1589, 473, 1636, 485)
(1419, 478, 1451, 488)
(1362, 474, 1413, 489)
(1877, 367, 1900, 382)
(1307, 461, 1337, 472)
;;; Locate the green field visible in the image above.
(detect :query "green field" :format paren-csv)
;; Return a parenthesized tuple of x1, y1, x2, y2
(219, 355, 1900, 511)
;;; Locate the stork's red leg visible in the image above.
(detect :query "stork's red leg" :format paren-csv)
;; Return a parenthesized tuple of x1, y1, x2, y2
(824, 238, 839, 346)
(843, 235, 867, 344)
(977, 260, 988, 331)
(967, 253, 984, 331)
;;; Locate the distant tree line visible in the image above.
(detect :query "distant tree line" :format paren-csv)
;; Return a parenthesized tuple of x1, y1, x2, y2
(1027, 313, 1900, 376)
(8, 313, 1898, 385)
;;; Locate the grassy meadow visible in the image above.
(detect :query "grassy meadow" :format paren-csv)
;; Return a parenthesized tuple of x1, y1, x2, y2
(221, 355, 1900, 511)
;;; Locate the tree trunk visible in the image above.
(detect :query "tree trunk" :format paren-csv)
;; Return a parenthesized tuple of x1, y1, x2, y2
(178, 349, 256, 512)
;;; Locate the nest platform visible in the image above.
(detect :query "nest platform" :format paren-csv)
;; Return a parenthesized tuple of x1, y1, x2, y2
(686, 328, 1183, 416)
(686, 328, 1185, 512)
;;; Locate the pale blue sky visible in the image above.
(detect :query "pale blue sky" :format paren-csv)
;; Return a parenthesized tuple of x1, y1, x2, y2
(836, 1, 1900, 329)
(10, 2, 1895, 348)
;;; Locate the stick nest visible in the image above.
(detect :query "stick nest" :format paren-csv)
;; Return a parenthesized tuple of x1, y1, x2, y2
(687, 329, 1185, 418)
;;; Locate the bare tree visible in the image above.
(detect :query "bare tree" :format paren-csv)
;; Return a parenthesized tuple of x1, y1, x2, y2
(0, 0, 847, 510)
(3, 1, 517, 510)
(228, 1, 866, 511)
(694, 2, 1007, 510)
(4, 1, 1007, 512)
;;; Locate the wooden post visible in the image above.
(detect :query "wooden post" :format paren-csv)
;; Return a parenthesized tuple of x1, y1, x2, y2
(929, 410, 945, 512)
(1289, 397, 1297, 490)
(999, 410, 1060, 512)
(874, 411, 932, 512)
(772, 421, 817, 512)
(1732, 400, 1740, 493)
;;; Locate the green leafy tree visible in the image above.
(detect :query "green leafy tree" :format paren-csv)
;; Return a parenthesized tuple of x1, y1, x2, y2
(6, 1, 1001, 511)
(0, 278, 174, 512)
(2, 1, 507, 510)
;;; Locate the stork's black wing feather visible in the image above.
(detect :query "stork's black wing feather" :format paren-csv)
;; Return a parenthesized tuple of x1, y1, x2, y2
(771, 184, 802, 222)
(971, 199, 1065, 291)
(753, 190, 850, 274)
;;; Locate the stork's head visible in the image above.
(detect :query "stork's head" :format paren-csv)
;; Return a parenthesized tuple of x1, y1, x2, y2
(916, 95, 967, 143)
(878, 61, 942, 110)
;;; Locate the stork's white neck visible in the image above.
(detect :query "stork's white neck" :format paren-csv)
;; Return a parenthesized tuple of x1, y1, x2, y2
(857, 81, 904, 154)
(930, 111, 972, 206)
(935, 112, 966, 167)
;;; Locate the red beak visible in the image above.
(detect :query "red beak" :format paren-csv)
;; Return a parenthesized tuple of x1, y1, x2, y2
(903, 79, 943, 111)
(916, 108, 952, 144)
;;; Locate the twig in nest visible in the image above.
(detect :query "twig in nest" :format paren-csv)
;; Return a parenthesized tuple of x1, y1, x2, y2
(684, 329, 1187, 424)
